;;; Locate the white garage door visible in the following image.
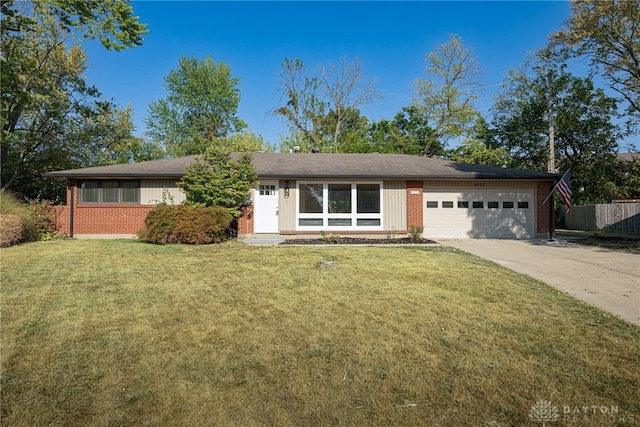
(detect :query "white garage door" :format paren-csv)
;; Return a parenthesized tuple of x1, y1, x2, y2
(423, 189, 534, 239)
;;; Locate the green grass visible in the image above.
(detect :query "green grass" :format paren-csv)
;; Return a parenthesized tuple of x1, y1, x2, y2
(1, 240, 639, 426)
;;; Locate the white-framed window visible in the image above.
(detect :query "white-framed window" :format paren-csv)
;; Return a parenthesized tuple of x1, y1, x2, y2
(296, 182, 383, 230)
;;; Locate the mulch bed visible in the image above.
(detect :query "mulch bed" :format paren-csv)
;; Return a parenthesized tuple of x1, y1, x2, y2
(280, 237, 437, 245)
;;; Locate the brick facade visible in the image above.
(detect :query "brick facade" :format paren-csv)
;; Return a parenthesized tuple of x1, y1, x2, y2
(406, 180, 424, 230)
(51, 178, 556, 238)
(51, 181, 153, 236)
(536, 181, 554, 235)
(237, 205, 254, 236)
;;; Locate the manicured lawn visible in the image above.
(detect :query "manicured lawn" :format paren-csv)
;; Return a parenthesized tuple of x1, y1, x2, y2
(1, 240, 638, 426)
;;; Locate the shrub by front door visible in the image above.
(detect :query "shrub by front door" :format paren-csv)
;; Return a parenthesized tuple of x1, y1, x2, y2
(254, 181, 279, 233)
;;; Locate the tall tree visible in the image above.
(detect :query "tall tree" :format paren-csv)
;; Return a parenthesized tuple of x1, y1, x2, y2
(1, 0, 147, 51)
(552, 0, 640, 120)
(273, 58, 326, 148)
(1, 0, 148, 200)
(317, 57, 383, 150)
(366, 106, 435, 155)
(491, 54, 625, 204)
(448, 118, 509, 166)
(413, 34, 484, 155)
(145, 55, 246, 157)
(273, 57, 381, 152)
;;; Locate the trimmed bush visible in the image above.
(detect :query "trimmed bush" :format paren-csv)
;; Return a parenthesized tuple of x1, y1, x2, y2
(0, 191, 53, 245)
(0, 214, 24, 247)
(139, 204, 233, 245)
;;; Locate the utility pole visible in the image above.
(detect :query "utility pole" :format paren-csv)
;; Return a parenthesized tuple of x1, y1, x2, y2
(547, 70, 555, 173)
(547, 70, 555, 239)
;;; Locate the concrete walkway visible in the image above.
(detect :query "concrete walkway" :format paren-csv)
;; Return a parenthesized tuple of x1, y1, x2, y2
(441, 238, 640, 326)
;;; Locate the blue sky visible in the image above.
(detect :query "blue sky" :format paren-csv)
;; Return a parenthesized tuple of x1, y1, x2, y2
(83, 1, 577, 148)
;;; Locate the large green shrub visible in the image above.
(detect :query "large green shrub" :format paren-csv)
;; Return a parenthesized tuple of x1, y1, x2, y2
(139, 204, 232, 245)
(177, 150, 257, 218)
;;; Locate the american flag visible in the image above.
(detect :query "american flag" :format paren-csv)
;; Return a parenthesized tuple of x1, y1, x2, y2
(557, 170, 571, 213)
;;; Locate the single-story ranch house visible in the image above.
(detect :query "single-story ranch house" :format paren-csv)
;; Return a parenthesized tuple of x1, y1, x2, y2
(44, 152, 559, 240)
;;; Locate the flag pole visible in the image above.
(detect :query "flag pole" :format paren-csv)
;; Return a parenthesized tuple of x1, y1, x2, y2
(542, 169, 570, 206)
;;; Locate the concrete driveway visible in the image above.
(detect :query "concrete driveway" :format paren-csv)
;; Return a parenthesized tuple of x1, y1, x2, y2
(440, 238, 640, 326)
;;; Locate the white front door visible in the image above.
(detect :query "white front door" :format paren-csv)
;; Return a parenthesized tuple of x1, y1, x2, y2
(254, 181, 279, 233)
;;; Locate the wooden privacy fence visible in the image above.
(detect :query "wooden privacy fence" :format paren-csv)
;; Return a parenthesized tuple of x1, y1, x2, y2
(565, 203, 640, 232)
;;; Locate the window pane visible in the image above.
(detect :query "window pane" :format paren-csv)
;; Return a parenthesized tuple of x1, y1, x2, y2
(357, 184, 380, 213)
(102, 181, 119, 203)
(357, 218, 380, 226)
(503, 201, 514, 209)
(328, 184, 351, 213)
(458, 201, 469, 208)
(299, 184, 323, 213)
(328, 218, 352, 226)
(299, 218, 323, 226)
(426, 201, 438, 208)
(442, 201, 454, 208)
(121, 181, 139, 203)
(80, 181, 99, 203)
(488, 201, 499, 209)
(518, 201, 529, 209)
(473, 201, 484, 208)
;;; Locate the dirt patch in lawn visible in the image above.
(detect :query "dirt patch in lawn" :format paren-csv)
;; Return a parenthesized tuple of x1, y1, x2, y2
(280, 237, 437, 245)
(569, 235, 640, 253)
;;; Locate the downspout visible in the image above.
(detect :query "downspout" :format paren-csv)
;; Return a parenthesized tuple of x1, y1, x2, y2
(66, 178, 74, 238)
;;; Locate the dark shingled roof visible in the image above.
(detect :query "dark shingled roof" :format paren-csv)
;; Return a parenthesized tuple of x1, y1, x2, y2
(45, 153, 558, 180)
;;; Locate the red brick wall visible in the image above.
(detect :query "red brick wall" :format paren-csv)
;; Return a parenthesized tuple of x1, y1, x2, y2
(237, 205, 254, 236)
(536, 181, 554, 234)
(51, 180, 153, 236)
(406, 180, 424, 230)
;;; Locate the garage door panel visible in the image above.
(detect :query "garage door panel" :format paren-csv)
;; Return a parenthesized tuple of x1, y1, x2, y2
(424, 189, 534, 239)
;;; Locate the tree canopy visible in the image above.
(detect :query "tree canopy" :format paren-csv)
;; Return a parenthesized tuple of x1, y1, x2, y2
(413, 34, 484, 155)
(1, 1, 148, 200)
(145, 55, 246, 157)
(552, 0, 640, 120)
(177, 149, 258, 218)
(273, 57, 381, 152)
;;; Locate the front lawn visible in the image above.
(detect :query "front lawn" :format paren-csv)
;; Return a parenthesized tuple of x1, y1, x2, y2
(1, 240, 638, 426)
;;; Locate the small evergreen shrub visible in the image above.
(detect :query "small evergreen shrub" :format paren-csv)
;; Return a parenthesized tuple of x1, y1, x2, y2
(0, 214, 24, 247)
(139, 204, 233, 245)
(408, 225, 424, 242)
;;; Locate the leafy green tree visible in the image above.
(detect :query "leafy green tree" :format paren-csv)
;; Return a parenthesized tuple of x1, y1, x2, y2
(75, 104, 164, 166)
(491, 53, 626, 204)
(1, 0, 147, 51)
(448, 138, 509, 166)
(414, 34, 484, 154)
(448, 119, 509, 166)
(1, 0, 147, 200)
(366, 106, 434, 155)
(177, 149, 258, 218)
(552, 0, 640, 120)
(145, 55, 246, 157)
(209, 130, 273, 153)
